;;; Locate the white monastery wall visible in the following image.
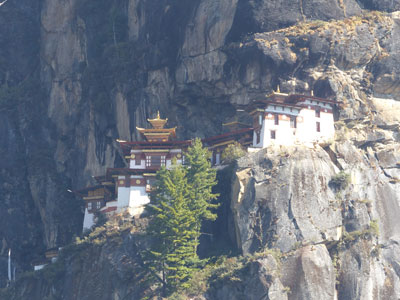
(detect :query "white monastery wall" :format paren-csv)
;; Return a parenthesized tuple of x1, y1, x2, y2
(254, 102, 334, 147)
(128, 186, 150, 215)
(320, 111, 334, 140)
(83, 207, 95, 231)
(130, 159, 145, 169)
(34, 264, 46, 271)
(117, 185, 130, 208)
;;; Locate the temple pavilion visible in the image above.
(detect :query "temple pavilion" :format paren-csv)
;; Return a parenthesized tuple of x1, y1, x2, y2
(77, 112, 192, 230)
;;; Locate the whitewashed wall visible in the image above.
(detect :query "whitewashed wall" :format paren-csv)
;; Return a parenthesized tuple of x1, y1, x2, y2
(83, 207, 95, 231)
(254, 104, 334, 147)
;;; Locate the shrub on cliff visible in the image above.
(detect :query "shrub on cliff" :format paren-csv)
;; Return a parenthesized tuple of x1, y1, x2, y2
(221, 142, 246, 164)
(330, 171, 351, 190)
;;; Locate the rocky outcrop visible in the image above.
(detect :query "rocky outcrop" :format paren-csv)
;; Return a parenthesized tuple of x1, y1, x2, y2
(207, 254, 288, 300)
(281, 244, 336, 300)
(1, 218, 151, 300)
(232, 146, 342, 254)
(230, 122, 400, 298)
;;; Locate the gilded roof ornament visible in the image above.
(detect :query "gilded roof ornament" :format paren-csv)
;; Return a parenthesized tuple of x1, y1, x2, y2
(136, 111, 176, 141)
(147, 111, 168, 129)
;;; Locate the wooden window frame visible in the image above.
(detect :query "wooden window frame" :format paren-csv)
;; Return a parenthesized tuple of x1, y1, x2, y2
(290, 116, 297, 128)
(274, 114, 279, 125)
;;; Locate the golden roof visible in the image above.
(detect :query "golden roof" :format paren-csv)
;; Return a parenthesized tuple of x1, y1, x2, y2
(136, 111, 176, 141)
(147, 111, 168, 129)
(265, 85, 289, 98)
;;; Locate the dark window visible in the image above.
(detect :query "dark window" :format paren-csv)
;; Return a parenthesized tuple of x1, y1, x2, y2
(151, 156, 162, 166)
(290, 116, 297, 128)
(135, 156, 141, 165)
(274, 115, 279, 125)
(315, 110, 320, 118)
(145, 155, 165, 167)
(256, 131, 261, 144)
(316, 122, 321, 132)
(270, 130, 276, 139)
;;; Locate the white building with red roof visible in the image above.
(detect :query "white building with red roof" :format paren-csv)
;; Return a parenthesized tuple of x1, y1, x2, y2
(247, 90, 337, 147)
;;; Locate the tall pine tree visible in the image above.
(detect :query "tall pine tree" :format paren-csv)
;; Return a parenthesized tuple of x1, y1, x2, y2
(146, 164, 199, 295)
(145, 140, 218, 296)
(185, 138, 219, 249)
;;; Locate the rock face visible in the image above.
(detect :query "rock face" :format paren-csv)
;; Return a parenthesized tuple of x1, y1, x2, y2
(232, 146, 342, 254)
(1, 0, 400, 298)
(1, 219, 151, 300)
(207, 254, 288, 300)
(230, 129, 400, 298)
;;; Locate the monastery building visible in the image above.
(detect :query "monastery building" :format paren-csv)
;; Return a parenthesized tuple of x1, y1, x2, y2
(76, 91, 337, 231)
(247, 90, 335, 147)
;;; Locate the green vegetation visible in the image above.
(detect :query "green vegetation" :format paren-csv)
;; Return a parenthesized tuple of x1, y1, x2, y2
(330, 171, 351, 190)
(341, 219, 380, 246)
(76, 212, 135, 246)
(184, 139, 219, 226)
(168, 256, 245, 299)
(221, 142, 246, 164)
(145, 139, 219, 296)
(275, 10, 389, 39)
(168, 248, 284, 299)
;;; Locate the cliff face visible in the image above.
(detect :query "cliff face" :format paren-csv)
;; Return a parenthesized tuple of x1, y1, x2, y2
(1, 0, 400, 298)
(232, 141, 400, 299)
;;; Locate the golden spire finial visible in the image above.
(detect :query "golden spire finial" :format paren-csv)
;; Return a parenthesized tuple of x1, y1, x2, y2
(277, 85, 280, 93)
(311, 90, 314, 96)
(156, 111, 160, 119)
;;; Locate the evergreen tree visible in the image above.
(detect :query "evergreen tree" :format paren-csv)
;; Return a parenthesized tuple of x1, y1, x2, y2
(146, 164, 199, 295)
(145, 140, 219, 296)
(185, 138, 219, 223)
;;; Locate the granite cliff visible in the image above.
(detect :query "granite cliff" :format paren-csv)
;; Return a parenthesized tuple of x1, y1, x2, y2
(1, 0, 400, 299)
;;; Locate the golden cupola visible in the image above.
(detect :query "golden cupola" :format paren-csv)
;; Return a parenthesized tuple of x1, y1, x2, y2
(136, 111, 176, 142)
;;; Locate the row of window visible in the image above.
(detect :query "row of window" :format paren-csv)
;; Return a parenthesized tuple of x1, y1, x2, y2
(134, 155, 185, 167)
(256, 120, 322, 143)
(145, 155, 166, 167)
(268, 121, 321, 139)
(88, 201, 101, 210)
(273, 115, 298, 128)
(263, 110, 321, 127)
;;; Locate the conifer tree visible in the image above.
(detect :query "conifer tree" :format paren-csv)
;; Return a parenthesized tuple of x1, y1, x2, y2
(185, 138, 219, 223)
(146, 164, 199, 295)
(145, 140, 219, 296)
